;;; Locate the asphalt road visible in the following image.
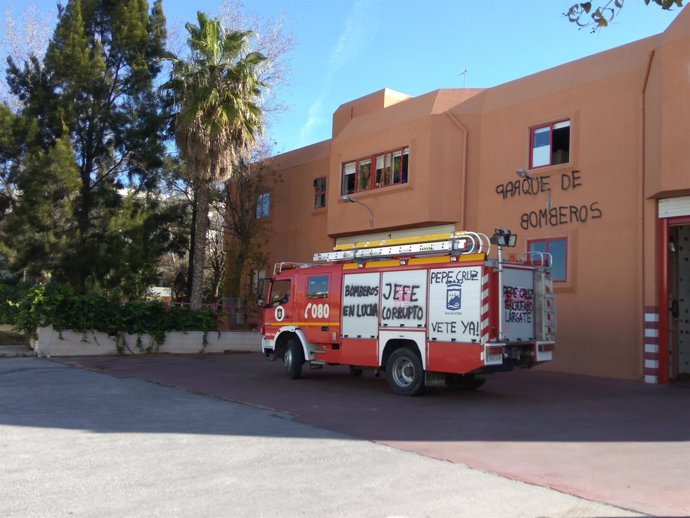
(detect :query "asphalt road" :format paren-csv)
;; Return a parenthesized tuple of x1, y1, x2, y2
(0, 357, 645, 518)
(55, 352, 690, 517)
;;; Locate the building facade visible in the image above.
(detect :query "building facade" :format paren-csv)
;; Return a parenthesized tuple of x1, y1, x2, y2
(252, 8, 690, 383)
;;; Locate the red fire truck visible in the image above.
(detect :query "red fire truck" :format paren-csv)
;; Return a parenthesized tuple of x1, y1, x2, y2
(261, 230, 555, 396)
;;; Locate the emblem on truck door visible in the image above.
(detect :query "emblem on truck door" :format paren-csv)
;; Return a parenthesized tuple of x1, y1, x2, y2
(274, 306, 285, 322)
(446, 283, 462, 310)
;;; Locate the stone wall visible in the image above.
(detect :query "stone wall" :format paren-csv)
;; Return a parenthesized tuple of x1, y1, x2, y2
(34, 325, 261, 356)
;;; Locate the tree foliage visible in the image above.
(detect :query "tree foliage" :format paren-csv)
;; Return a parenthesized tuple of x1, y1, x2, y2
(0, 132, 80, 282)
(223, 155, 275, 299)
(0, 2, 285, 315)
(0, 3, 53, 108)
(1, 0, 181, 296)
(566, 0, 684, 32)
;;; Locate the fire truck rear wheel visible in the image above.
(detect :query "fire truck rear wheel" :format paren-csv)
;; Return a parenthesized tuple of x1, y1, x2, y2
(386, 348, 425, 396)
(283, 338, 304, 379)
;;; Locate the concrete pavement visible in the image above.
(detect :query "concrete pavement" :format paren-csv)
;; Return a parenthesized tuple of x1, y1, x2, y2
(56, 352, 690, 517)
(0, 358, 642, 518)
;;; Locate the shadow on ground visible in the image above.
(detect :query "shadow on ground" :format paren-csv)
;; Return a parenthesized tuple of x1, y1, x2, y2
(15, 352, 687, 444)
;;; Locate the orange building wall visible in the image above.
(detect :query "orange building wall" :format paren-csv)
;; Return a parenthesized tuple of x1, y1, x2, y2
(463, 63, 648, 378)
(264, 141, 332, 265)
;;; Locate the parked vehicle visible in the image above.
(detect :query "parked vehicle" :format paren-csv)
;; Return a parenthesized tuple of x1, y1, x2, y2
(261, 231, 555, 395)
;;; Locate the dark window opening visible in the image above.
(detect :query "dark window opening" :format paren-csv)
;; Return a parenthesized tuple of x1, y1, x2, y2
(314, 177, 326, 209)
(530, 120, 570, 169)
(269, 279, 291, 306)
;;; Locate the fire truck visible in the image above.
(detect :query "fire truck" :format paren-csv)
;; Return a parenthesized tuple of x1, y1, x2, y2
(260, 230, 555, 396)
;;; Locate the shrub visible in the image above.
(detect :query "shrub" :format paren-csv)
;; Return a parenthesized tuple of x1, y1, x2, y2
(0, 282, 215, 345)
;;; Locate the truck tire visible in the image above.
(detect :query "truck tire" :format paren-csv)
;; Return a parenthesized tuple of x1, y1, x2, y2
(445, 374, 486, 391)
(283, 338, 304, 379)
(386, 348, 425, 396)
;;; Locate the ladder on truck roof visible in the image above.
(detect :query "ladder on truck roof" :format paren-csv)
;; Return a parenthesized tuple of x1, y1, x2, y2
(313, 231, 491, 262)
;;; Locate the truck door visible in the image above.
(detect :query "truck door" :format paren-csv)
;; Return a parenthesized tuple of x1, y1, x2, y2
(303, 273, 334, 344)
(264, 278, 293, 332)
(500, 266, 536, 342)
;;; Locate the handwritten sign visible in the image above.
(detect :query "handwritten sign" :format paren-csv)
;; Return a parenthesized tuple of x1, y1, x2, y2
(495, 170, 603, 229)
(341, 272, 380, 338)
(428, 267, 482, 343)
(501, 268, 535, 342)
(380, 270, 427, 328)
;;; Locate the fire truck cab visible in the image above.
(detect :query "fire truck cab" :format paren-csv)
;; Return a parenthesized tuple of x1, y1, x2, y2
(260, 231, 555, 396)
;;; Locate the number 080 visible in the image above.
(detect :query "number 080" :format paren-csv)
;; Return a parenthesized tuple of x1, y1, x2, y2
(304, 302, 330, 319)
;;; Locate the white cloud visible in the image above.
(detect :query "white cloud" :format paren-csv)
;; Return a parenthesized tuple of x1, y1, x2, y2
(299, 0, 380, 146)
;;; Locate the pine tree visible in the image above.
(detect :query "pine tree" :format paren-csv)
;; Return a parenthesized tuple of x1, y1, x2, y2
(5, 0, 169, 291)
(1, 133, 80, 282)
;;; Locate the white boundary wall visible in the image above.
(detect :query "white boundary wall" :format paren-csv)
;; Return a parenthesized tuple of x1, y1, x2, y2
(33, 325, 261, 356)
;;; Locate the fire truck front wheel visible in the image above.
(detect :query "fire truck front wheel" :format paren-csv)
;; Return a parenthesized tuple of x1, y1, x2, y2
(386, 348, 425, 396)
(283, 338, 304, 379)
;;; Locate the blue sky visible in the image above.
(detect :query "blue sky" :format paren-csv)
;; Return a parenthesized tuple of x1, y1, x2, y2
(4, 1, 685, 154)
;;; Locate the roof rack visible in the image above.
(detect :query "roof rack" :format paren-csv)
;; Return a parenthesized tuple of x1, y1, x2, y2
(313, 232, 491, 262)
(273, 262, 313, 275)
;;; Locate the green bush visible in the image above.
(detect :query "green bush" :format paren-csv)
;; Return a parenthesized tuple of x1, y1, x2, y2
(0, 283, 27, 325)
(0, 282, 215, 346)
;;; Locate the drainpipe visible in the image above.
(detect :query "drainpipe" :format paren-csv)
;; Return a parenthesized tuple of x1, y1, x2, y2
(640, 49, 664, 382)
(445, 112, 468, 231)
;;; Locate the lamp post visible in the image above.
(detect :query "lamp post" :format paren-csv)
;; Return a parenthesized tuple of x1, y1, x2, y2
(517, 168, 551, 210)
(341, 195, 375, 227)
(490, 227, 517, 342)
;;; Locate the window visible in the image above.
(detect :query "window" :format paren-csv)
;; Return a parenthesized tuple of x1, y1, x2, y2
(530, 120, 570, 169)
(314, 177, 326, 209)
(341, 146, 409, 195)
(358, 159, 372, 191)
(256, 192, 270, 218)
(269, 279, 290, 306)
(528, 237, 568, 283)
(307, 275, 329, 299)
(342, 161, 356, 195)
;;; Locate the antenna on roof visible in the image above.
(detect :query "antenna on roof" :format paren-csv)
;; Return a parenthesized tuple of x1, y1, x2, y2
(458, 69, 467, 88)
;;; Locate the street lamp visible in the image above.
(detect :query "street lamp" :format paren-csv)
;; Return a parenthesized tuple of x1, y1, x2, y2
(490, 227, 517, 248)
(341, 195, 375, 227)
(516, 168, 551, 210)
(490, 228, 517, 342)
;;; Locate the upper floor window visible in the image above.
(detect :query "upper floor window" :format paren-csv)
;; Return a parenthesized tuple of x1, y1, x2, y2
(342, 146, 409, 195)
(256, 192, 270, 219)
(530, 120, 570, 169)
(527, 237, 568, 283)
(314, 177, 326, 209)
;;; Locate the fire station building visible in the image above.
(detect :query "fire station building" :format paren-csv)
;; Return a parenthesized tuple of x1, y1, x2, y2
(254, 8, 690, 384)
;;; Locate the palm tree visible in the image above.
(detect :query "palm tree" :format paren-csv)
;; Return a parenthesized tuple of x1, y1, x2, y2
(163, 12, 266, 310)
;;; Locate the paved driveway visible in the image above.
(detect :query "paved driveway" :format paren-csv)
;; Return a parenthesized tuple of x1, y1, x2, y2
(0, 358, 641, 518)
(55, 352, 690, 517)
